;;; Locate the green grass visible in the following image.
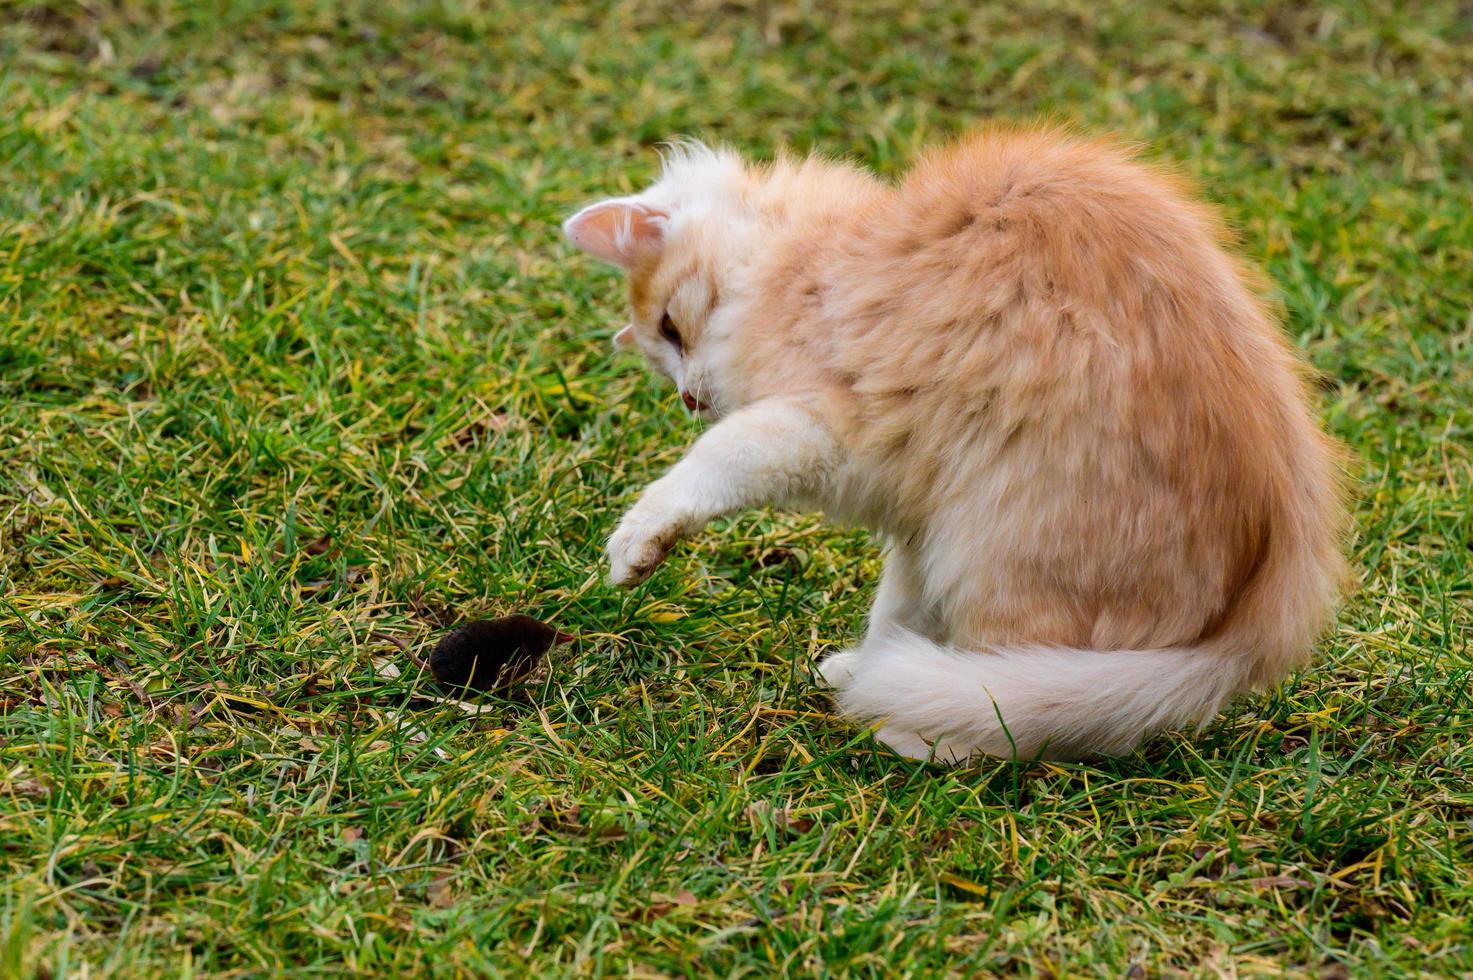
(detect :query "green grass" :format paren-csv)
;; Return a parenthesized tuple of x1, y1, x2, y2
(2, 0, 1470, 974)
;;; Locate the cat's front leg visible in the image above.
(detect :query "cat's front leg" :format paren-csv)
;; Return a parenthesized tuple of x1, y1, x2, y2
(607, 398, 842, 586)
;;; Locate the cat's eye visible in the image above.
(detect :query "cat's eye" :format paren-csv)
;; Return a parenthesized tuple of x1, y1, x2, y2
(659, 312, 683, 352)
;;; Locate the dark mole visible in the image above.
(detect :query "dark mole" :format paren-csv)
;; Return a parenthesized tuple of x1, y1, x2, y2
(429, 615, 573, 693)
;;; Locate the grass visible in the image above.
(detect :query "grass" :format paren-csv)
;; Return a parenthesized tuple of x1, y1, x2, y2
(1, 0, 1470, 974)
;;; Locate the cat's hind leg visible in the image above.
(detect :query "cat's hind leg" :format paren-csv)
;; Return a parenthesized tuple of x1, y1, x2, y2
(818, 542, 951, 760)
(866, 540, 938, 639)
(817, 645, 952, 762)
(817, 542, 927, 689)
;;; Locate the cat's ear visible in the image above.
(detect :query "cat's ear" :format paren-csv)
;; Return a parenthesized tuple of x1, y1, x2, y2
(612, 323, 636, 350)
(563, 198, 667, 267)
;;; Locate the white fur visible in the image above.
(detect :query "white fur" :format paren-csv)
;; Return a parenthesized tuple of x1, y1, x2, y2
(820, 631, 1248, 762)
(640, 142, 748, 222)
(606, 399, 840, 586)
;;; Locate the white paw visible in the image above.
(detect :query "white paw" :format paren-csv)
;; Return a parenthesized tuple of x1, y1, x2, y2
(606, 508, 681, 587)
(816, 649, 860, 688)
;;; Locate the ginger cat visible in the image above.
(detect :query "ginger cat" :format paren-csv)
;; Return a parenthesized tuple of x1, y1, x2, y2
(564, 129, 1347, 762)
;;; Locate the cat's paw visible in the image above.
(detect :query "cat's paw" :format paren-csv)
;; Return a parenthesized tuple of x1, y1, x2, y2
(606, 510, 681, 586)
(816, 649, 861, 688)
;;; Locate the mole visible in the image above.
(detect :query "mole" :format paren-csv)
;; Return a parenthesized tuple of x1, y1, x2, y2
(428, 615, 572, 693)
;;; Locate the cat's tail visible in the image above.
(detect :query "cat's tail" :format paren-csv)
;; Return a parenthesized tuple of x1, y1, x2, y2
(821, 634, 1253, 762)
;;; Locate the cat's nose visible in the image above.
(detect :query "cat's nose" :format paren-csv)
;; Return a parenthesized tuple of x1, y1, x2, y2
(681, 390, 699, 411)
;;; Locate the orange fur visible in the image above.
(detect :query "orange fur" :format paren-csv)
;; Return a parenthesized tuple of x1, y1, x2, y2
(568, 127, 1350, 760)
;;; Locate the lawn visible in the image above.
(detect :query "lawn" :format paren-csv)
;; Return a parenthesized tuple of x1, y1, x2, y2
(2, 0, 1470, 975)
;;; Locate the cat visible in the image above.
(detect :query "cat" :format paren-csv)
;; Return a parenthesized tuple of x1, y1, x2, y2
(563, 128, 1348, 762)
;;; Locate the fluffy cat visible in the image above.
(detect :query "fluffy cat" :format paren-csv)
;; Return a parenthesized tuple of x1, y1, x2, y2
(563, 128, 1348, 762)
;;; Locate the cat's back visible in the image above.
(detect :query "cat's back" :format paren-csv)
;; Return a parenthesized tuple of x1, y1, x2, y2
(825, 125, 1299, 424)
(836, 127, 1250, 344)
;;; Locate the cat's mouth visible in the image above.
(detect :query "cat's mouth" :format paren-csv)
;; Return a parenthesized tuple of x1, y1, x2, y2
(680, 389, 711, 414)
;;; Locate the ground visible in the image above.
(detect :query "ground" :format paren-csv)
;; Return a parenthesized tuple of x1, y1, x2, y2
(2, 1, 1471, 975)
